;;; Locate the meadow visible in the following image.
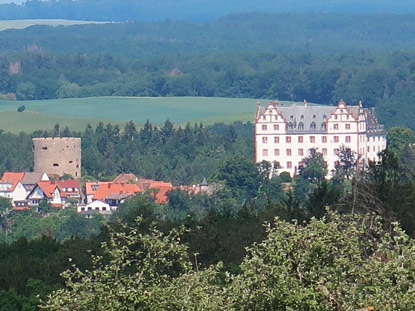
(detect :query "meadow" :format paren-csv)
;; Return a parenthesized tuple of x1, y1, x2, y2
(0, 19, 106, 32)
(0, 96, 274, 132)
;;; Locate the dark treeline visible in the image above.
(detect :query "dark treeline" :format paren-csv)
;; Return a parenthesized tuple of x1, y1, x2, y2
(4, 14, 415, 57)
(0, 120, 253, 185)
(1, 51, 415, 128)
(2, 1, 415, 22)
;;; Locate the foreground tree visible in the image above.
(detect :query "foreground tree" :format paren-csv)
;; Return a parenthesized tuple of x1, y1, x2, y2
(44, 212, 415, 311)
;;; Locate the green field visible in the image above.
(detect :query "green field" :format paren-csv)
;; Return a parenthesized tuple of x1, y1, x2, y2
(0, 96, 290, 132)
(0, 19, 107, 31)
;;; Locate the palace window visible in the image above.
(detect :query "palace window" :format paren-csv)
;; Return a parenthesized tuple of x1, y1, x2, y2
(262, 149, 268, 156)
(262, 124, 267, 131)
(274, 124, 279, 130)
(322, 136, 327, 143)
(286, 149, 292, 156)
(345, 136, 351, 143)
(334, 136, 339, 143)
(286, 136, 291, 143)
(262, 137, 268, 143)
(334, 124, 339, 130)
(287, 161, 292, 169)
(367, 146, 370, 152)
(298, 136, 303, 143)
(298, 149, 304, 156)
(310, 136, 315, 143)
(274, 137, 279, 143)
(322, 148, 327, 156)
(274, 149, 280, 156)
(334, 148, 339, 155)
(345, 124, 351, 129)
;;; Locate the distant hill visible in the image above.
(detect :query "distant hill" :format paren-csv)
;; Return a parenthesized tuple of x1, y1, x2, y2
(2, 13, 415, 57)
(1, 0, 415, 22)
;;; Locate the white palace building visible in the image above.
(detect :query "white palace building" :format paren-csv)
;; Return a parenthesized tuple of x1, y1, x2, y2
(254, 99, 387, 176)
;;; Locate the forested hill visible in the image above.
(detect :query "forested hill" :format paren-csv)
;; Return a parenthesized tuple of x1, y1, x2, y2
(1, 0, 415, 22)
(3, 13, 415, 57)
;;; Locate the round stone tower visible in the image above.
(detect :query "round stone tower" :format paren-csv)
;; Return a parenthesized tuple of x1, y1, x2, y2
(33, 137, 81, 178)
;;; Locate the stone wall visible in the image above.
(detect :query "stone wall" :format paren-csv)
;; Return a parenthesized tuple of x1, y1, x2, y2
(33, 137, 81, 178)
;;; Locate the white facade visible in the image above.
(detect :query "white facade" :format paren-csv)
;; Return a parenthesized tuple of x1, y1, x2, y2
(255, 100, 387, 176)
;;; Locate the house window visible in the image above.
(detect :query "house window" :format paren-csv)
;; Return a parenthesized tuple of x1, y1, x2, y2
(102, 207, 107, 211)
(262, 137, 268, 143)
(334, 136, 339, 143)
(298, 136, 303, 143)
(345, 136, 351, 143)
(53, 163, 59, 167)
(274, 137, 279, 143)
(287, 161, 292, 169)
(286, 136, 291, 143)
(322, 148, 327, 156)
(298, 149, 304, 156)
(334, 124, 339, 130)
(322, 136, 327, 143)
(310, 136, 315, 143)
(345, 124, 351, 129)
(42, 147, 48, 150)
(263, 149, 268, 156)
(274, 149, 280, 156)
(286, 149, 292, 156)
(274, 124, 279, 130)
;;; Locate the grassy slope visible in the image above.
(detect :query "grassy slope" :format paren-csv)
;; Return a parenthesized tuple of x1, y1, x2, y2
(0, 19, 107, 32)
(0, 96, 303, 132)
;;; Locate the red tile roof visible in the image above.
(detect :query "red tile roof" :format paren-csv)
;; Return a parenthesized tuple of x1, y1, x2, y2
(142, 181, 173, 204)
(36, 181, 65, 199)
(0, 172, 25, 191)
(112, 173, 139, 184)
(56, 179, 80, 189)
(92, 183, 143, 201)
(85, 182, 111, 196)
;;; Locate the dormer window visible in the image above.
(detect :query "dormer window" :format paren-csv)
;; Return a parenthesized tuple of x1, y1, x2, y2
(323, 115, 326, 119)
(298, 122, 304, 130)
(290, 115, 294, 119)
(300, 115, 304, 119)
(313, 115, 316, 119)
(321, 123, 326, 130)
(288, 122, 294, 130)
(310, 122, 316, 130)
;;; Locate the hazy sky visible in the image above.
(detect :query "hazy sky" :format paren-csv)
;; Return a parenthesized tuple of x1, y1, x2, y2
(0, 0, 24, 3)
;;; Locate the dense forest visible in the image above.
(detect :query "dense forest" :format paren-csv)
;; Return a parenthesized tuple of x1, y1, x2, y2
(2, 0, 415, 22)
